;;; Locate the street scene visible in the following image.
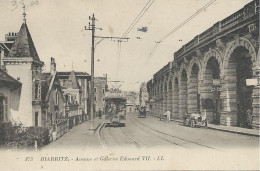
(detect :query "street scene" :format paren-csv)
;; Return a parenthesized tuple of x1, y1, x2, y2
(44, 112, 259, 150)
(0, 0, 259, 170)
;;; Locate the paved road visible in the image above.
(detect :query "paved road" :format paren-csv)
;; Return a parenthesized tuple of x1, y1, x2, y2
(100, 112, 259, 150)
(43, 112, 259, 151)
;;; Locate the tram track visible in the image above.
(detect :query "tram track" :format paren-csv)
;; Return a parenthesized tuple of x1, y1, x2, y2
(129, 113, 219, 150)
(98, 122, 144, 148)
(97, 123, 106, 148)
(127, 116, 185, 148)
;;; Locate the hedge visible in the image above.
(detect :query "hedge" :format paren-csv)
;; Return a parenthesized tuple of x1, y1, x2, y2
(6, 126, 50, 149)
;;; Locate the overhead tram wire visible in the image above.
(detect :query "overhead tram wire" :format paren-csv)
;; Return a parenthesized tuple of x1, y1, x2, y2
(116, 0, 155, 77)
(144, 0, 216, 66)
(122, 0, 154, 38)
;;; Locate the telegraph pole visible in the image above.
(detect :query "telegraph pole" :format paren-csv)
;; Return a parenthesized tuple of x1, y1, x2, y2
(85, 14, 129, 133)
(85, 14, 97, 132)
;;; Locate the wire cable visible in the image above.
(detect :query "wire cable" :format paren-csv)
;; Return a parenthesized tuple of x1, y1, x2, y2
(144, 0, 216, 66)
(122, 0, 155, 38)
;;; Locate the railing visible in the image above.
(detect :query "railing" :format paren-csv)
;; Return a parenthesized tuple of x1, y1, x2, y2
(173, 1, 258, 62)
(54, 119, 69, 139)
(221, 9, 244, 31)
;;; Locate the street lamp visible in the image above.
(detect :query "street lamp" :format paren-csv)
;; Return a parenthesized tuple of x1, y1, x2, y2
(211, 79, 221, 124)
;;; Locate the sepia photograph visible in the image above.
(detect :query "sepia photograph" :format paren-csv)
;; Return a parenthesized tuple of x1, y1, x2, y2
(0, 0, 259, 170)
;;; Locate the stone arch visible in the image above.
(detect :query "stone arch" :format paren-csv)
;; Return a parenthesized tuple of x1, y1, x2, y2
(223, 37, 257, 73)
(188, 57, 203, 81)
(179, 66, 188, 118)
(222, 37, 257, 127)
(199, 49, 223, 124)
(201, 49, 223, 80)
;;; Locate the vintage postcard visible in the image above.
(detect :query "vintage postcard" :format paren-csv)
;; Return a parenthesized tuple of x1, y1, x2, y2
(0, 0, 259, 170)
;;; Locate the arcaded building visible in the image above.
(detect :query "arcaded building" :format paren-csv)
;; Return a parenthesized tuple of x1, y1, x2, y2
(147, 0, 259, 129)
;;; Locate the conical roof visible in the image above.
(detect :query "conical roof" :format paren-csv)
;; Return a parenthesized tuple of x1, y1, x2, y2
(66, 71, 80, 89)
(7, 23, 42, 63)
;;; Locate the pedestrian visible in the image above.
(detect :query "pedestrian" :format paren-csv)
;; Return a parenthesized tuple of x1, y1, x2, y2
(246, 109, 252, 128)
(161, 108, 171, 122)
(98, 108, 102, 119)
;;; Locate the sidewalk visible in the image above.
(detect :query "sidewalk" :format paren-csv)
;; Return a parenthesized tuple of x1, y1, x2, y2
(43, 117, 104, 150)
(148, 114, 260, 137)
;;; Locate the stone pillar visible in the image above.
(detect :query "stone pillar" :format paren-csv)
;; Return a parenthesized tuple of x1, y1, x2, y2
(188, 77, 199, 114)
(200, 68, 214, 123)
(252, 68, 260, 129)
(179, 81, 188, 118)
(163, 92, 167, 113)
(172, 82, 179, 119)
(167, 90, 173, 116)
(220, 61, 238, 126)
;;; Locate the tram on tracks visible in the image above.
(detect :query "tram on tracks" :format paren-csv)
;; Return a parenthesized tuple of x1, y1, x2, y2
(138, 106, 147, 118)
(104, 89, 127, 127)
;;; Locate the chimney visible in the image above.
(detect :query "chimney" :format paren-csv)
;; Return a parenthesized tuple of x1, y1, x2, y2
(50, 57, 56, 75)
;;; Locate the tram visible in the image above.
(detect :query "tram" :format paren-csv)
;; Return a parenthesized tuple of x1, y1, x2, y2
(138, 106, 147, 118)
(104, 89, 127, 127)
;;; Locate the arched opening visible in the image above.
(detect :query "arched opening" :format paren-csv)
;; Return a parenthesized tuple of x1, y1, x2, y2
(173, 78, 179, 118)
(188, 64, 200, 114)
(204, 56, 220, 124)
(229, 46, 253, 127)
(179, 70, 188, 118)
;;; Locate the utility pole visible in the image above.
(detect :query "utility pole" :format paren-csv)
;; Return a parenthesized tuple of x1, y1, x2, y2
(85, 14, 97, 132)
(85, 14, 129, 133)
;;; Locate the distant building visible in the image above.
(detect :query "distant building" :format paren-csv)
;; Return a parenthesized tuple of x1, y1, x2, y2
(94, 77, 106, 113)
(124, 91, 137, 112)
(57, 70, 91, 116)
(0, 32, 17, 67)
(41, 58, 66, 127)
(139, 82, 149, 108)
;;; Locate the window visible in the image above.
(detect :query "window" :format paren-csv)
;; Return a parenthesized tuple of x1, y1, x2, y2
(68, 94, 72, 104)
(33, 81, 41, 101)
(94, 88, 97, 93)
(0, 96, 4, 121)
(103, 89, 105, 95)
(0, 96, 8, 122)
(35, 112, 38, 126)
(55, 91, 59, 105)
(34, 82, 38, 100)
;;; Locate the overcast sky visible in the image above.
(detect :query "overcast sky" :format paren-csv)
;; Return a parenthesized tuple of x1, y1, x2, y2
(0, 0, 252, 91)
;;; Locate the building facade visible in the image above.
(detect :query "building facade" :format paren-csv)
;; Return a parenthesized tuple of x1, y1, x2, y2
(41, 58, 66, 127)
(147, 0, 259, 129)
(2, 21, 45, 127)
(94, 77, 107, 113)
(139, 82, 149, 109)
(58, 71, 90, 115)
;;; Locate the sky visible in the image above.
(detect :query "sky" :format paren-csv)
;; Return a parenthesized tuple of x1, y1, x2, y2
(0, 0, 252, 91)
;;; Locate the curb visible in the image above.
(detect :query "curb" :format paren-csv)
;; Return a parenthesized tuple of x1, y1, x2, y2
(148, 114, 260, 137)
(207, 126, 260, 137)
